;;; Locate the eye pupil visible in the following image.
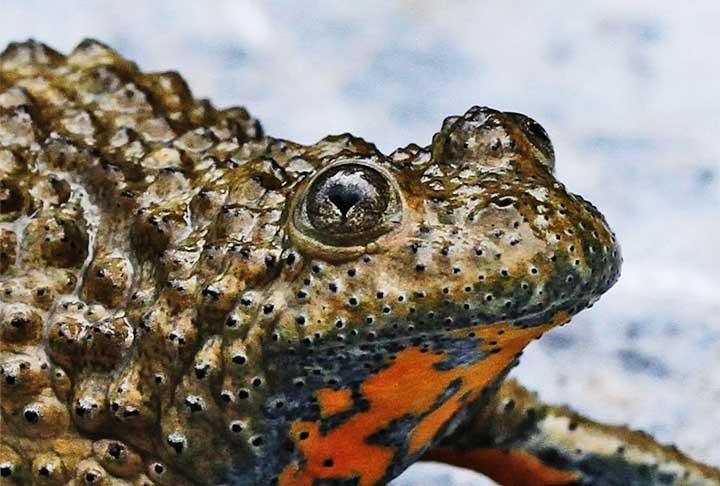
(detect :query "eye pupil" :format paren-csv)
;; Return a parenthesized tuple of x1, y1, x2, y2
(307, 167, 386, 234)
(298, 162, 401, 247)
(327, 184, 363, 217)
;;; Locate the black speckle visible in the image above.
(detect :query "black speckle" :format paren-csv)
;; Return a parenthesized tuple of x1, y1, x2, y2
(184, 396, 204, 413)
(202, 286, 220, 300)
(167, 436, 185, 454)
(24, 409, 39, 424)
(107, 442, 124, 458)
(195, 365, 209, 379)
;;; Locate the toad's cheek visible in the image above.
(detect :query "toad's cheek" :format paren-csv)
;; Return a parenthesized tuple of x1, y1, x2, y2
(278, 314, 568, 486)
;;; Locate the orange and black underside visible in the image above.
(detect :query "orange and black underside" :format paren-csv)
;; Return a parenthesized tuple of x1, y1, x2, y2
(272, 318, 565, 486)
(424, 447, 579, 486)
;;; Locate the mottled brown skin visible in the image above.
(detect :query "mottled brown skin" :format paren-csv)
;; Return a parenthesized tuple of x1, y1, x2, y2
(0, 39, 716, 486)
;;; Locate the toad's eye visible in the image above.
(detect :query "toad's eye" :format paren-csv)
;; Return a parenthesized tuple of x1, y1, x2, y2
(294, 161, 402, 247)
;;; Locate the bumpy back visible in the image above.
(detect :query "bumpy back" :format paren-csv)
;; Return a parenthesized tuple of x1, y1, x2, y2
(0, 39, 322, 484)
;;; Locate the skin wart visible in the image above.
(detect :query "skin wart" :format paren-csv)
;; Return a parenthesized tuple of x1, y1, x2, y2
(0, 39, 717, 486)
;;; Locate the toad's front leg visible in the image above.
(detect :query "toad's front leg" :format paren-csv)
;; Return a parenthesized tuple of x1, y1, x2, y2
(423, 379, 720, 485)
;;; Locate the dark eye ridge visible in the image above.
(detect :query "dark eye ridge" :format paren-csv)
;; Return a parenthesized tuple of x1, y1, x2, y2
(505, 112, 555, 166)
(297, 162, 401, 247)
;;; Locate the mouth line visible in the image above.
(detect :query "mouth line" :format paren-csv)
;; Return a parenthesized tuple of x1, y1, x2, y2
(272, 296, 588, 358)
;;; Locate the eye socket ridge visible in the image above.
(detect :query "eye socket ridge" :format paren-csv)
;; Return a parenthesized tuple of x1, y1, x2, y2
(505, 112, 555, 169)
(294, 160, 402, 247)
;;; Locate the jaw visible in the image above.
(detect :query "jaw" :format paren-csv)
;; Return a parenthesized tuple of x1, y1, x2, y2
(262, 312, 570, 485)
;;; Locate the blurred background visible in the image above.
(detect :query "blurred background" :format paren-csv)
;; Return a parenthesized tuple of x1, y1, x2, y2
(2, 1, 718, 484)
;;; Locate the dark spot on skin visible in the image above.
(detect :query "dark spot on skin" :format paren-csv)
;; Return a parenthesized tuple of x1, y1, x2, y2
(24, 409, 39, 423)
(195, 365, 209, 379)
(184, 396, 204, 412)
(107, 442, 124, 458)
(167, 436, 185, 454)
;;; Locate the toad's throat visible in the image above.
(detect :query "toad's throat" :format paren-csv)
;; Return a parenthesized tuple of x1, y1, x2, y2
(277, 313, 569, 486)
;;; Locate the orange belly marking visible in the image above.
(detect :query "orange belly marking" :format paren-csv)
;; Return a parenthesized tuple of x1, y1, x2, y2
(279, 315, 567, 486)
(317, 388, 355, 417)
(424, 447, 579, 486)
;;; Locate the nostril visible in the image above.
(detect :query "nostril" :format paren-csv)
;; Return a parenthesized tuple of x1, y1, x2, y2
(327, 185, 362, 217)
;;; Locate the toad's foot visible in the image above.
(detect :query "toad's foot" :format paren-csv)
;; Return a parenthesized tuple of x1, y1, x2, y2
(424, 379, 720, 486)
